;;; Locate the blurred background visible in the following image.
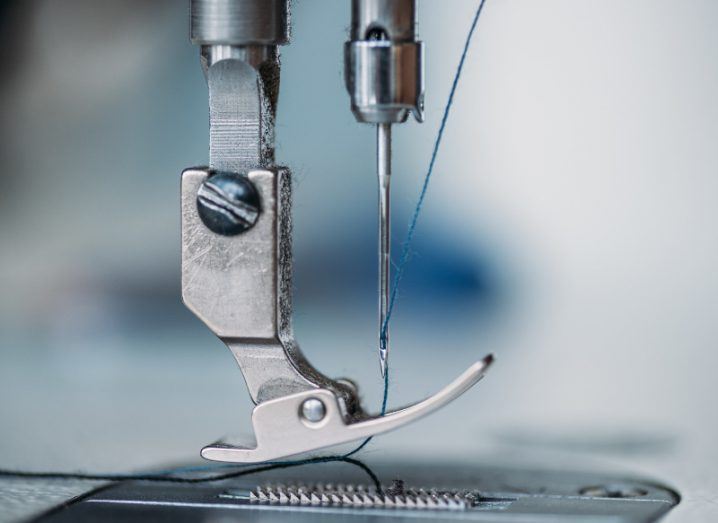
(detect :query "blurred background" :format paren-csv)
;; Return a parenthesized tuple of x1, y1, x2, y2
(0, 0, 716, 519)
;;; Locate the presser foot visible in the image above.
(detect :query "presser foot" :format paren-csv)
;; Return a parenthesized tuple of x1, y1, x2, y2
(201, 355, 493, 463)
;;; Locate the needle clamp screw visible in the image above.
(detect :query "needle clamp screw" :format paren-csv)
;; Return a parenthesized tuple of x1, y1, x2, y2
(197, 172, 261, 235)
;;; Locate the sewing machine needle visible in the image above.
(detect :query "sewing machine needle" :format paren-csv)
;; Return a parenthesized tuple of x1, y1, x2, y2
(377, 122, 392, 378)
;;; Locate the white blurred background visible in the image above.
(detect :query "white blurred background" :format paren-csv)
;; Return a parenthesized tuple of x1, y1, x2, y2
(0, 1, 716, 519)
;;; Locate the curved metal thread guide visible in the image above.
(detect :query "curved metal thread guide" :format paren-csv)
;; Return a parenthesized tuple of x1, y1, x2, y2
(183, 0, 493, 464)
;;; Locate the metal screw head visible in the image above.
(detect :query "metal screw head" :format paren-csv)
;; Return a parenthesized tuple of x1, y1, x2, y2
(197, 172, 260, 236)
(300, 398, 326, 423)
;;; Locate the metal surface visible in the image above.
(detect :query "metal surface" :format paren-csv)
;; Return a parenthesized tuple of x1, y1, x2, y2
(200, 356, 492, 463)
(345, 1, 425, 377)
(34, 460, 679, 522)
(345, 0, 424, 124)
(350, 0, 418, 42)
(300, 398, 326, 423)
(207, 50, 279, 173)
(377, 122, 391, 377)
(190, 0, 289, 46)
(345, 41, 424, 124)
(192, 0, 287, 173)
(182, 167, 334, 403)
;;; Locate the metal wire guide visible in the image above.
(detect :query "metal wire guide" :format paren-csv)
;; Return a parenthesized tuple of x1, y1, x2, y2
(181, 0, 493, 464)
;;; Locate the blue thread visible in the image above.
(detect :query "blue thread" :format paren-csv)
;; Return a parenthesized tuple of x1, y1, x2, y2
(380, 0, 487, 345)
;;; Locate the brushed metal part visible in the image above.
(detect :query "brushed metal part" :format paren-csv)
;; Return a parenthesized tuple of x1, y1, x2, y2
(200, 45, 277, 78)
(190, 0, 289, 46)
(350, 0, 417, 41)
(207, 54, 279, 173)
(200, 356, 493, 463)
(182, 167, 346, 405)
(194, 0, 285, 172)
(345, 0, 424, 123)
(182, 169, 280, 341)
(345, 41, 424, 124)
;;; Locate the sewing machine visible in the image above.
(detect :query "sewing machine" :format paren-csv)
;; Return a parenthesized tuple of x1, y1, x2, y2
(20, 1, 682, 520)
(181, 0, 493, 463)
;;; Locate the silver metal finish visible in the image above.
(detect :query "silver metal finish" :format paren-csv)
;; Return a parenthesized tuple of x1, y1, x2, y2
(345, 42, 424, 124)
(345, 1, 425, 377)
(182, 168, 343, 404)
(200, 356, 493, 463)
(191, 0, 287, 172)
(190, 0, 289, 46)
(377, 123, 391, 377)
(345, 0, 424, 124)
(350, 0, 418, 42)
(300, 398, 326, 423)
(207, 48, 279, 172)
